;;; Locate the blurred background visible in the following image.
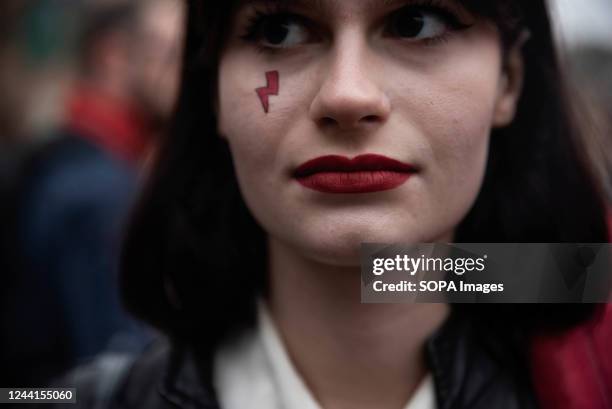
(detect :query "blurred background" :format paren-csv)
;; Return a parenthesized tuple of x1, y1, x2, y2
(552, 0, 612, 198)
(0, 0, 184, 386)
(0, 0, 610, 388)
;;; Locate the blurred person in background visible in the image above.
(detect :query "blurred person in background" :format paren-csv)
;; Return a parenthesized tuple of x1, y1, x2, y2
(1, 0, 184, 387)
(67, 0, 184, 163)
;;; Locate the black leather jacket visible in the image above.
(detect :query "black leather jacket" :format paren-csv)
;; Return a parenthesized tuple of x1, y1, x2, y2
(50, 313, 539, 409)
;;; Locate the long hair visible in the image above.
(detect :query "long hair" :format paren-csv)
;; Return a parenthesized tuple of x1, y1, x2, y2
(120, 0, 610, 350)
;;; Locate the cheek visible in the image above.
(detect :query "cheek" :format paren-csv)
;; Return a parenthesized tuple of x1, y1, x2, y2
(394, 35, 501, 207)
(218, 55, 279, 179)
(217, 53, 309, 220)
(374, 30, 502, 243)
(422, 71, 496, 195)
(437, 60, 498, 198)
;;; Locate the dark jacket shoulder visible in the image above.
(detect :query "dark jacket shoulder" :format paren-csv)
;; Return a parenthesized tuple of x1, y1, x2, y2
(427, 314, 538, 409)
(45, 314, 540, 409)
(43, 339, 174, 409)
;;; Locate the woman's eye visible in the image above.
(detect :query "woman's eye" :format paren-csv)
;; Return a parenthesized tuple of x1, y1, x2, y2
(246, 13, 311, 48)
(386, 7, 461, 41)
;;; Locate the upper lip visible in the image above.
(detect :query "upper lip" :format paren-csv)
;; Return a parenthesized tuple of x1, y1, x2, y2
(294, 154, 417, 178)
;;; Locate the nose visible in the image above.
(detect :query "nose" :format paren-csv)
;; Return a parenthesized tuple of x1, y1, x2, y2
(309, 36, 391, 131)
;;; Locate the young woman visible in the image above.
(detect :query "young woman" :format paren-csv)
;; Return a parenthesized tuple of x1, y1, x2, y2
(56, 0, 610, 408)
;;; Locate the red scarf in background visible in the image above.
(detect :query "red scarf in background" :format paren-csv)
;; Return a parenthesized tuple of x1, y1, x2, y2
(66, 85, 151, 164)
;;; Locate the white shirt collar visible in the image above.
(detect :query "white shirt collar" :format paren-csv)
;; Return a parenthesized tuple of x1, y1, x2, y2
(214, 301, 436, 409)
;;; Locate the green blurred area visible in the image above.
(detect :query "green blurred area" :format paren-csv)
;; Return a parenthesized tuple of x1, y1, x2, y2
(16, 0, 80, 65)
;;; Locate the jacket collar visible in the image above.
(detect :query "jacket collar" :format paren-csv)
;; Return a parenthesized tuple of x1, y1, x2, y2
(426, 312, 496, 409)
(158, 312, 532, 409)
(159, 344, 220, 409)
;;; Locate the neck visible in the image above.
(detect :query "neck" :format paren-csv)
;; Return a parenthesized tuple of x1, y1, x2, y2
(267, 238, 449, 409)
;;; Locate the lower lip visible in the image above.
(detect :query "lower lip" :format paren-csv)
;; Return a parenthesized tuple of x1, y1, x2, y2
(295, 171, 413, 193)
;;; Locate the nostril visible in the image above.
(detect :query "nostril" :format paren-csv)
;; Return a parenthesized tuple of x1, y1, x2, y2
(317, 115, 380, 129)
(319, 117, 337, 127)
(362, 115, 379, 123)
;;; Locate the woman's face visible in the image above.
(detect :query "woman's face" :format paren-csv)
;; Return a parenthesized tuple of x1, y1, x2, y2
(217, 0, 522, 266)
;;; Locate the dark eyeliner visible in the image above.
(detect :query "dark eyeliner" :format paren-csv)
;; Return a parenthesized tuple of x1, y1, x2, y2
(239, 3, 306, 44)
(240, 10, 267, 42)
(385, 0, 473, 35)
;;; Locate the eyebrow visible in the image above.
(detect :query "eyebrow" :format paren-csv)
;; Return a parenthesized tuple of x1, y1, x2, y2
(240, 0, 460, 18)
(244, 0, 457, 7)
(243, 0, 326, 11)
(241, 0, 353, 18)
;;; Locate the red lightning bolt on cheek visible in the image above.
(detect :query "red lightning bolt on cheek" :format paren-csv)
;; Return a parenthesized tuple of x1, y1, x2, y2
(256, 71, 279, 114)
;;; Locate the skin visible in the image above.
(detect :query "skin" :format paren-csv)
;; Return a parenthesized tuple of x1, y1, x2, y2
(217, 0, 524, 407)
(131, 0, 184, 124)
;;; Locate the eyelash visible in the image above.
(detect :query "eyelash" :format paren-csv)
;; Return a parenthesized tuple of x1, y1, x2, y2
(410, 0, 471, 30)
(239, 0, 472, 52)
(398, 0, 473, 46)
(239, 3, 295, 47)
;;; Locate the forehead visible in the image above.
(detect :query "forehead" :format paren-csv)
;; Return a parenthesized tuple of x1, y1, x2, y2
(238, 0, 465, 17)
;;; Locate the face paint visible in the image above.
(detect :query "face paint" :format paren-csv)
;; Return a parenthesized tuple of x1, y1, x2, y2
(256, 70, 279, 113)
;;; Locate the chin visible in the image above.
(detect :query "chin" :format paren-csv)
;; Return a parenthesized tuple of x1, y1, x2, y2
(294, 221, 430, 267)
(301, 241, 362, 267)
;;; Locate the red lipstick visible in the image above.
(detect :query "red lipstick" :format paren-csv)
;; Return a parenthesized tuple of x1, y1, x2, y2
(294, 154, 416, 194)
